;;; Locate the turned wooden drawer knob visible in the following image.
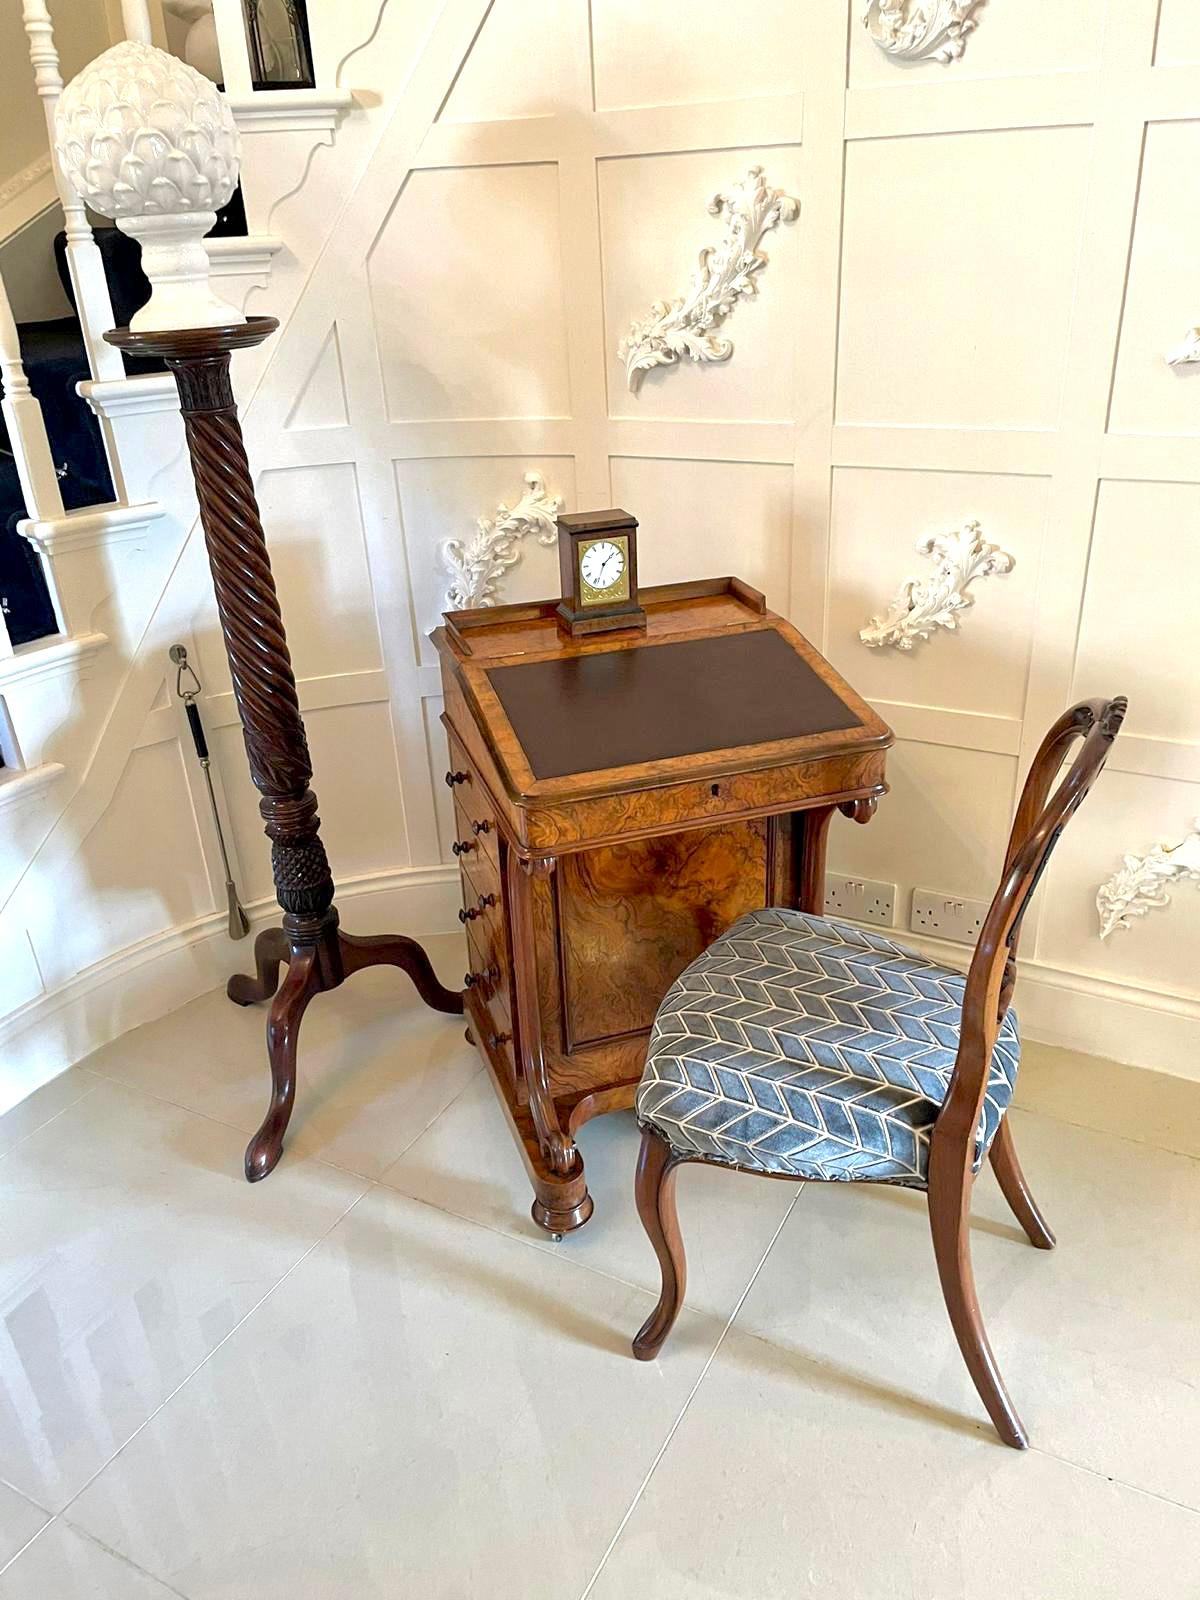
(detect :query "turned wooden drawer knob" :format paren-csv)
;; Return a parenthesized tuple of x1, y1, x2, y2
(470, 818, 491, 836)
(445, 769, 469, 787)
(488, 1031, 512, 1050)
(476, 892, 496, 910)
(458, 906, 480, 923)
(463, 965, 499, 989)
(451, 839, 475, 856)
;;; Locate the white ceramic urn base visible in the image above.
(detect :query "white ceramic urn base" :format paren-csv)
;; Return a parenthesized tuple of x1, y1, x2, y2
(119, 214, 246, 332)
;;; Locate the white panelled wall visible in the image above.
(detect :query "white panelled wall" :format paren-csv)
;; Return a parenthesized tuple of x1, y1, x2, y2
(2, 0, 1198, 1108)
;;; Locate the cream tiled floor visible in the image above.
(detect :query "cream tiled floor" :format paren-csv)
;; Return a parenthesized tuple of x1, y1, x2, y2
(1, 932, 1198, 1598)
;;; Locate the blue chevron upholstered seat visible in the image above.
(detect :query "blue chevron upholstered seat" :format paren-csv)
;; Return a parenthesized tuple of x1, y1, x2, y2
(636, 909, 1020, 1187)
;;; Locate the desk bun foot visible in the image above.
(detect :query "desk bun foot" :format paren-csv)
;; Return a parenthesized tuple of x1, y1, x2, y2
(531, 1181, 594, 1238)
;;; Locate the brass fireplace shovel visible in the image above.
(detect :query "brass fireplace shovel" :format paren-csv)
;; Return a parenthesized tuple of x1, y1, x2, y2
(170, 644, 251, 940)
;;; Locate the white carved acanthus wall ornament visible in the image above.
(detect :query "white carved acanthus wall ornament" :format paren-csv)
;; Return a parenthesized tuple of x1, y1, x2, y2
(1096, 821, 1200, 940)
(616, 166, 799, 394)
(1165, 328, 1200, 368)
(442, 472, 563, 610)
(860, 520, 1014, 651)
(862, 1, 985, 64)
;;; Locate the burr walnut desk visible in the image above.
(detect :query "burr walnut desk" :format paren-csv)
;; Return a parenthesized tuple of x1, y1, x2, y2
(431, 577, 893, 1236)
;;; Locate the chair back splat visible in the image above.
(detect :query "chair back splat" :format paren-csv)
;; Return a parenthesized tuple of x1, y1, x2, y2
(933, 696, 1128, 1183)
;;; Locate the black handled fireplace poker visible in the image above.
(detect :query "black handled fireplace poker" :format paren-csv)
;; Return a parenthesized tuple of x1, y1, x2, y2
(170, 643, 251, 940)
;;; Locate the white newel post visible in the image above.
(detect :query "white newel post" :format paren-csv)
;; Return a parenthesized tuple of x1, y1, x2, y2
(21, 1, 124, 384)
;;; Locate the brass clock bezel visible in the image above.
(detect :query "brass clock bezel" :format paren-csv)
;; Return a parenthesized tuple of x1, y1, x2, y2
(577, 533, 632, 607)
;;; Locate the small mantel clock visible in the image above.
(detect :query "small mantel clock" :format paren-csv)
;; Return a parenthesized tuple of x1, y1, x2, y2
(556, 508, 647, 638)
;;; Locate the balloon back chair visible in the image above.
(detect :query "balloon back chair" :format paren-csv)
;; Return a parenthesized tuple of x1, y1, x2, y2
(631, 696, 1127, 1448)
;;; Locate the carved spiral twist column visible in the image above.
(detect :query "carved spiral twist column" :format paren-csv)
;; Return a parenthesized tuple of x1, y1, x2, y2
(105, 319, 462, 1182)
(172, 345, 334, 929)
(111, 320, 335, 932)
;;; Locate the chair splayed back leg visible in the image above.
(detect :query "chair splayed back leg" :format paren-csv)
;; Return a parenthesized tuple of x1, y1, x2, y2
(630, 697, 1126, 1446)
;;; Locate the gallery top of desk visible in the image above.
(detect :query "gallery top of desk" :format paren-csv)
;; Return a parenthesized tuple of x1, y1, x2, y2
(431, 577, 892, 857)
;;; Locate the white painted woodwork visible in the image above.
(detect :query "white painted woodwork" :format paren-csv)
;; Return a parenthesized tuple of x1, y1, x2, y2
(3, 0, 1200, 1107)
(20, 0, 124, 382)
(0, 267, 66, 531)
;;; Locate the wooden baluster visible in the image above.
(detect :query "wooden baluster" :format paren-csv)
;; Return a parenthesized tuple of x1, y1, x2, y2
(119, 0, 153, 44)
(0, 268, 65, 653)
(0, 270, 65, 526)
(21, 0, 124, 384)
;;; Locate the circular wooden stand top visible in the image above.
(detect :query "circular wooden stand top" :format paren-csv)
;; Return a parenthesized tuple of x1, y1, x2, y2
(104, 315, 280, 361)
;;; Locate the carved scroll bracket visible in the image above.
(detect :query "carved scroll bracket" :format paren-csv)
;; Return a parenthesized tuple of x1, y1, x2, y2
(860, 520, 1014, 651)
(862, 1, 985, 64)
(617, 166, 799, 394)
(442, 471, 563, 611)
(1096, 820, 1200, 939)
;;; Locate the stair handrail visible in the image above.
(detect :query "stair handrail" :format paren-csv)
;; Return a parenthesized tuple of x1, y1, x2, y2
(21, 0, 124, 385)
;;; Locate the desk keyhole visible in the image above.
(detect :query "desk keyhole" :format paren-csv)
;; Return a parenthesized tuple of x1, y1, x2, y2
(710, 783, 720, 797)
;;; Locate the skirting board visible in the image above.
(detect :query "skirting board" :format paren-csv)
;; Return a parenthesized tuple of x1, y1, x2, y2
(898, 926, 1200, 1086)
(3, 874, 1197, 1116)
(0, 865, 462, 1116)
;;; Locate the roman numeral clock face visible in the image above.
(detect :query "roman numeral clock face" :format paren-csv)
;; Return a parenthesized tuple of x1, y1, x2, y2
(579, 537, 629, 604)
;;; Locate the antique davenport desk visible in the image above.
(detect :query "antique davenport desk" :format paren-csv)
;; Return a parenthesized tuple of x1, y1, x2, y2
(431, 577, 892, 1237)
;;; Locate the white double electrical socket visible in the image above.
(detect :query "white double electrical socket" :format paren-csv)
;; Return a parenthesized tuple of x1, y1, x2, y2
(824, 873, 896, 927)
(910, 888, 990, 944)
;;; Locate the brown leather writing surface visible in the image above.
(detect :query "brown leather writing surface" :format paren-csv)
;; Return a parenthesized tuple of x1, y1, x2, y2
(486, 629, 863, 780)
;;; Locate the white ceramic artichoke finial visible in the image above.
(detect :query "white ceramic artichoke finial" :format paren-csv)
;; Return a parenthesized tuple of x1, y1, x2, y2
(54, 38, 244, 332)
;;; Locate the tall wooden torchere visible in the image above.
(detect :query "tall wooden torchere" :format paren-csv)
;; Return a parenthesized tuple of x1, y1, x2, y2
(106, 319, 463, 1181)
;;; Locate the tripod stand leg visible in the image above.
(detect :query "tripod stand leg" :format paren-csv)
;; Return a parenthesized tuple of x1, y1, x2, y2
(228, 926, 291, 1006)
(244, 945, 320, 1182)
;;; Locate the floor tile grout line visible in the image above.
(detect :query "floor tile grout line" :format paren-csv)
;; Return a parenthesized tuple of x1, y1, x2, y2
(0, 1474, 54, 1519)
(9, 1516, 197, 1599)
(1010, 1099, 1200, 1166)
(379, 1170, 794, 1318)
(1022, 1439, 1200, 1522)
(0, 1076, 103, 1167)
(84, 1055, 487, 1186)
(575, 1186, 807, 1600)
(0, 1517, 54, 1581)
(53, 1182, 375, 1532)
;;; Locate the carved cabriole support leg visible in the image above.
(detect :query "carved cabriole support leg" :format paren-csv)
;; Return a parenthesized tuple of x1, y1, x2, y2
(505, 849, 577, 1185)
(105, 319, 462, 1185)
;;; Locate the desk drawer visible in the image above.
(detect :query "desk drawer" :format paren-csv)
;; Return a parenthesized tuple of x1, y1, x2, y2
(462, 859, 508, 986)
(524, 749, 887, 851)
(446, 736, 501, 874)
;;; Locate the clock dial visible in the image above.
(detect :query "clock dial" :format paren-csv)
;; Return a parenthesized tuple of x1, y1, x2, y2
(580, 539, 626, 593)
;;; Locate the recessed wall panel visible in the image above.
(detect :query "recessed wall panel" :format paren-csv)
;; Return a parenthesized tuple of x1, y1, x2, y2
(826, 741, 1017, 905)
(592, 0, 804, 110)
(368, 164, 570, 422)
(255, 464, 383, 682)
(66, 742, 213, 974)
(850, 0, 1101, 87)
(608, 456, 793, 608)
(599, 147, 803, 423)
(838, 127, 1090, 429)
(1074, 480, 1200, 747)
(1109, 121, 1200, 437)
(397, 454, 578, 667)
(441, 0, 580, 121)
(826, 467, 1047, 721)
(214, 702, 407, 905)
(1155, 0, 1200, 65)
(1038, 770, 1200, 999)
